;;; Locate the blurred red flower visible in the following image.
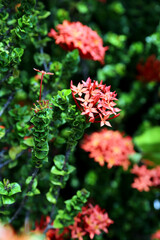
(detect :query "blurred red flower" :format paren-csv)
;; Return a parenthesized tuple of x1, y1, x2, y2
(48, 20, 108, 64)
(81, 129, 134, 170)
(131, 164, 160, 191)
(151, 229, 160, 240)
(136, 55, 160, 83)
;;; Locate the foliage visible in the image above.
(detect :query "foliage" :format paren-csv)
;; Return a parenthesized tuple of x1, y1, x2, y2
(0, 0, 160, 240)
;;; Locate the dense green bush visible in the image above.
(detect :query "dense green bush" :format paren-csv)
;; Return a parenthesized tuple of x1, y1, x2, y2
(0, 1, 160, 240)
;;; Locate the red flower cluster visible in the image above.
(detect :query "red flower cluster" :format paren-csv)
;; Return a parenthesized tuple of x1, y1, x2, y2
(151, 230, 160, 240)
(81, 129, 134, 170)
(131, 164, 160, 192)
(69, 204, 113, 240)
(48, 20, 108, 64)
(34, 204, 113, 240)
(136, 55, 160, 83)
(71, 78, 120, 127)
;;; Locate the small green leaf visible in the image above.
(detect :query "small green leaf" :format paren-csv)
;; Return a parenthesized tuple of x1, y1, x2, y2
(27, 188, 40, 196)
(53, 218, 63, 228)
(0, 126, 5, 139)
(35, 150, 48, 160)
(0, 182, 8, 195)
(53, 155, 65, 170)
(0, 210, 10, 215)
(26, 177, 38, 189)
(38, 11, 51, 19)
(76, 2, 88, 14)
(68, 165, 76, 174)
(2, 196, 15, 205)
(46, 191, 57, 204)
(23, 137, 34, 147)
(51, 166, 65, 176)
(9, 146, 23, 160)
(8, 183, 21, 196)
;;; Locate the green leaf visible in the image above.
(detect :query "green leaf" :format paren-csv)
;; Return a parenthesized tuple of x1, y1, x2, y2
(46, 191, 57, 204)
(38, 11, 51, 19)
(68, 165, 76, 174)
(0, 182, 8, 195)
(27, 188, 40, 196)
(0, 210, 10, 215)
(0, 126, 5, 139)
(53, 218, 63, 228)
(134, 126, 160, 152)
(9, 146, 23, 160)
(2, 196, 15, 205)
(26, 177, 38, 189)
(51, 166, 65, 176)
(23, 137, 34, 147)
(76, 2, 88, 14)
(53, 155, 65, 170)
(134, 126, 160, 164)
(35, 150, 48, 160)
(8, 183, 21, 196)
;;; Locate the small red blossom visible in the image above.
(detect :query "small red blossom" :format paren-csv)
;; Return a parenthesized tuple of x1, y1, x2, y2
(136, 55, 160, 83)
(0, 125, 5, 129)
(48, 20, 108, 64)
(131, 165, 160, 192)
(151, 230, 160, 240)
(71, 78, 120, 127)
(81, 129, 134, 170)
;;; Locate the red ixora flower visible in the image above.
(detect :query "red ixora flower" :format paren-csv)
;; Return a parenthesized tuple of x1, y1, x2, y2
(81, 128, 135, 170)
(151, 229, 160, 240)
(71, 78, 120, 127)
(131, 164, 160, 192)
(48, 20, 108, 64)
(69, 204, 113, 240)
(136, 55, 160, 83)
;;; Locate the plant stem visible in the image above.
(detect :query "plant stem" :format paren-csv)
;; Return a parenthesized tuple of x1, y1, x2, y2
(39, 73, 44, 101)
(44, 148, 71, 234)
(9, 168, 39, 224)
(0, 92, 15, 117)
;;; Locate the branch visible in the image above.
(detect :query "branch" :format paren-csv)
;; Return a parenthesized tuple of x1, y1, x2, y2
(9, 167, 39, 224)
(0, 71, 12, 84)
(0, 92, 15, 117)
(44, 148, 71, 234)
(0, 150, 25, 170)
(0, 159, 12, 169)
